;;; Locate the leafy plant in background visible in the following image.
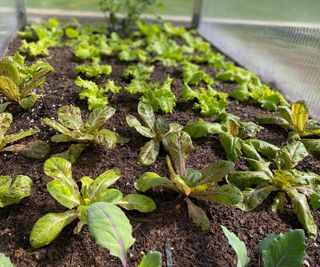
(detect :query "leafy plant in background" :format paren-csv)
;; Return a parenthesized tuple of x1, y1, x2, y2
(43, 105, 121, 162)
(98, 0, 158, 35)
(182, 61, 214, 86)
(87, 202, 162, 267)
(259, 101, 320, 155)
(0, 175, 32, 208)
(216, 63, 288, 111)
(0, 253, 15, 267)
(76, 63, 112, 78)
(18, 18, 64, 56)
(227, 141, 320, 238)
(126, 101, 182, 165)
(222, 226, 307, 267)
(184, 113, 264, 161)
(75, 76, 120, 110)
(0, 112, 50, 158)
(135, 131, 242, 230)
(0, 52, 54, 109)
(30, 157, 156, 249)
(180, 83, 228, 116)
(124, 63, 154, 94)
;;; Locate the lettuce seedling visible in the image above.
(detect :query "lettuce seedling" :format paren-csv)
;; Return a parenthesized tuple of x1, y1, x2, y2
(123, 64, 154, 81)
(43, 105, 120, 161)
(135, 131, 242, 230)
(0, 112, 50, 158)
(182, 61, 214, 86)
(222, 226, 306, 267)
(87, 202, 162, 267)
(0, 52, 53, 109)
(19, 18, 64, 56)
(75, 76, 120, 110)
(228, 141, 320, 238)
(126, 101, 182, 165)
(76, 63, 112, 78)
(180, 83, 228, 116)
(30, 157, 156, 249)
(0, 175, 32, 208)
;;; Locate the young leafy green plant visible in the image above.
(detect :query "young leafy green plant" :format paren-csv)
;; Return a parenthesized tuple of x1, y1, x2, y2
(259, 101, 320, 155)
(87, 202, 162, 267)
(76, 63, 112, 78)
(30, 157, 156, 249)
(0, 175, 32, 208)
(126, 101, 182, 165)
(180, 83, 228, 116)
(182, 61, 214, 86)
(227, 141, 320, 238)
(0, 52, 54, 109)
(43, 105, 121, 162)
(0, 112, 50, 158)
(222, 226, 307, 267)
(123, 64, 154, 81)
(135, 131, 242, 230)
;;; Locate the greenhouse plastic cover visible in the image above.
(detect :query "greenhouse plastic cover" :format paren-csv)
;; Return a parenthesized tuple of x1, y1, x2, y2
(198, 0, 320, 118)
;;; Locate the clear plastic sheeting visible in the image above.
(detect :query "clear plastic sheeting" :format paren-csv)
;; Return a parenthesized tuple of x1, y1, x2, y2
(198, 0, 320, 118)
(0, 0, 20, 56)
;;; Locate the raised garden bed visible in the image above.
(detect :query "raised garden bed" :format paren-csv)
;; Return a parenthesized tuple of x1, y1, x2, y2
(0, 16, 319, 267)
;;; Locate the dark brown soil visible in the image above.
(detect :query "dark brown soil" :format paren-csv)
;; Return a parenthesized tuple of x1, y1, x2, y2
(0, 36, 319, 267)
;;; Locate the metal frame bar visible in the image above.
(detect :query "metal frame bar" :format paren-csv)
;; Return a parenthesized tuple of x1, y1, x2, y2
(192, 0, 203, 28)
(16, 0, 27, 28)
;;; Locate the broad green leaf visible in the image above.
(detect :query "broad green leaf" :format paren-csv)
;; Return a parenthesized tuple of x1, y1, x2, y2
(262, 229, 306, 267)
(47, 180, 80, 209)
(271, 192, 285, 213)
(291, 101, 308, 133)
(57, 106, 83, 130)
(163, 131, 193, 176)
(275, 141, 308, 169)
(51, 134, 74, 143)
(244, 158, 272, 177)
(199, 160, 235, 186)
(286, 188, 317, 238)
(0, 252, 15, 267)
(301, 139, 320, 156)
(258, 116, 292, 130)
(241, 143, 261, 161)
(310, 193, 320, 210)
(134, 172, 177, 192)
(87, 202, 135, 266)
(96, 189, 123, 203)
(191, 184, 242, 205)
(80, 176, 94, 200)
(245, 139, 279, 160)
(183, 168, 202, 187)
(183, 119, 223, 138)
(30, 210, 78, 249)
(43, 157, 79, 196)
(227, 171, 271, 189)
(0, 102, 11, 112)
(43, 118, 71, 135)
(94, 129, 117, 149)
(238, 121, 262, 139)
(238, 185, 276, 211)
(221, 226, 250, 267)
(155, 117, 169, 135)
(85, 105, 116, 133)
(126, 115, 155, 138)
(0, 76, 20, 101)
(137, 101, 155, 130)
(139, 139, 160, 165)
(88, 168, 121, 201)
(219, 132, 242, 161)
(0, 113, 12, 137)
(115, 194, 156, 213)
(2, 141, 50, 158)
(52, 143, 86, 163)
(18, 94, 38, 109)
(138, 251, 162, 267)
(0, 175, 32, 207)
(0, 176, 11, 195)
(1, 128, 37, 148)
(185, 197, 209, 230)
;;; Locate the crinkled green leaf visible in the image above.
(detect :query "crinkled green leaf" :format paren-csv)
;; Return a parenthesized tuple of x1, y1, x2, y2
(105, 80, 121, 93)
(221, 226, 250, 267)
(139, 139, 160, 165)
(115, 194, 156, 213)
(134, 172, 177, 192)
(185, 197, 209, 230)
(87, 202, 135, 266)
(76, 64, 112, 78)
(30, 210, 78, 249)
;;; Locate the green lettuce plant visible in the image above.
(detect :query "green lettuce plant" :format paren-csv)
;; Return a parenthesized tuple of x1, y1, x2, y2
(126, 101, 182, 165)
(87, 202, 161, 267)
(182, 61, 214, 86)
(135, 131, 242, 230)
(180, 83, 228, 116)
(75, 63, 112, 78)
(222, 226, 307, 267)
(0, 112, 50, 158)
(0, 252, 15, 267)
(43, 105, 121, 162)
(0, 175, 32, 208)
(0, 52, 54, 109)
(227, 141, 320, 238)
(30, 157, 156, 249)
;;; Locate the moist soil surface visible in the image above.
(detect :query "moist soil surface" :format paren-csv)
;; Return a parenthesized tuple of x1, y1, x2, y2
(0, 36, 319, 267)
